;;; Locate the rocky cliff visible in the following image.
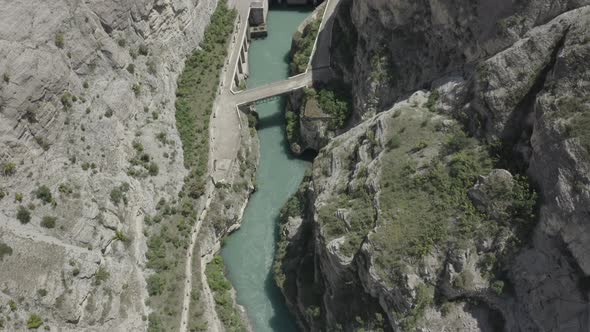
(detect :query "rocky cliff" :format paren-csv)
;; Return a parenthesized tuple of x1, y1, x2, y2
(0, 0, 220, 329)
(277, 1, 590, 331)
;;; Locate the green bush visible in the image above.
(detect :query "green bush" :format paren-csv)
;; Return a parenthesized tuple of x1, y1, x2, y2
(41, 216, 57, 229)
(127, 63, 135, 74)
(113, 230, 129, 243)
(147, 274, 165, 296)
(0, 242, 13, 261)
(26, 314, 43, 329)
(110, 183, 129, 206)
(37, 289, 48, 297)
(445, 131, 472, 154)
(2, 162, 16, 176)
(132, 83, 141, 97)
(148, 162, 159, 176)
(61, 92, 73, 110)
(316, 86, 351, 129)
(8, 300, 16, 311)
(206, 256, 245, 331)
(35, 185, 53, 204)
(138, 44, 149, 56)
(290, 18, 321, 75)
(426, 90, 440, 112)
(55, 33, 64, 48)
(491, 280, 505, 295)
(17, 206, 31, 224)
(94, 266, 110, 285)
(386, 135, 401, 150)
(3, 72, 9, 83)
(285, 111, 299, 142)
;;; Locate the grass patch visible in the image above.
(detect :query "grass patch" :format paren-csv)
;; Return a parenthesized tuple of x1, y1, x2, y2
(206, 256, 246, 331)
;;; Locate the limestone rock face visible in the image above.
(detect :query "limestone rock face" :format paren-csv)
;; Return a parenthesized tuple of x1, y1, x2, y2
(277, 1, 590, 331)
(0, 0, 219, 329)
(332, 0, 590, 122)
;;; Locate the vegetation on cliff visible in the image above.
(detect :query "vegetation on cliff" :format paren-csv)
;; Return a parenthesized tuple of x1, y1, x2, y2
(175, 0, 236, 198)
(276, 99, 539, 330)
(147, 2, 236, 331)
(290, 18, 321, 75)
(205, 256, 247, 331)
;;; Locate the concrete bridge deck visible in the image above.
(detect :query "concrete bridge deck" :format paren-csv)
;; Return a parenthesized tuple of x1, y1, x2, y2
(231, 72, 312, 105)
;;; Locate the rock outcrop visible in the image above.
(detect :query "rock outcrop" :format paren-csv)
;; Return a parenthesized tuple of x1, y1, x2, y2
(277, 1, 590, 331)
(0, 0, 220, 329)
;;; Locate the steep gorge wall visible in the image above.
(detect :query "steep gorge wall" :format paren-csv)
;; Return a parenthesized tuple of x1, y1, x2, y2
(278, 0, 590, 331)
(0, 0, 219, 329)
(332, 0, 589, 122)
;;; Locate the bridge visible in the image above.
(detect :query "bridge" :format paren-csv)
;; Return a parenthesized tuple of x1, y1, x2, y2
(231, 72, 312, 105)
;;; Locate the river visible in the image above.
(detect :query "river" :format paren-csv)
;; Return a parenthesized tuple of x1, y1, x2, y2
(221, 6, 313, 332)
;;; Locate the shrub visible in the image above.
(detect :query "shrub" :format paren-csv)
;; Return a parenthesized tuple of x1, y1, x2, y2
(316, 86, 351, 129)
(132, 83, 141, 97)
(113, 230, 129, 243)
(2, 72, 9, 83)
(445, 131, 472, 154)
(0, 242, 13, 261)
(17, 206, 31, 224)
(117, 38, 126, 47)
(15, 192, 23, 202)
(285, 111, 299, 142)
(37, 289, 48, 297)
(61, 92, 73, 110)
(41, 216, 57, 228)
(2, 162, 16, 176)
(35, 185, 53, 204)
(138, 44, 149, 56)
(55, 33, 64, 48)
(83, 81, 89, 89)
(8, 300, 16, 311)
(290, 18, 321, 75)
(110, 185, 128, 206)
(127, 63, 135, 74)
(426, 90, 440, 112)
(147, 58, 157, 75)
(386, 135, 401, 150)
(27, 314, 43, 329)
(147, 274, 165, 296)
(440, 302, 453, 317)
(491, 280, 505, 295)
(94, 266, 110, 285)
(148, 162, 159, 176)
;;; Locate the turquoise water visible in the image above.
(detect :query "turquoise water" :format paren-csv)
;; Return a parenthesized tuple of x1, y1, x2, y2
(221, 7, 313, 332)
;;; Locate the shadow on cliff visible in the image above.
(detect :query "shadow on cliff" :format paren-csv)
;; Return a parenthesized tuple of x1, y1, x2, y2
(262, 214, 299, 332)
